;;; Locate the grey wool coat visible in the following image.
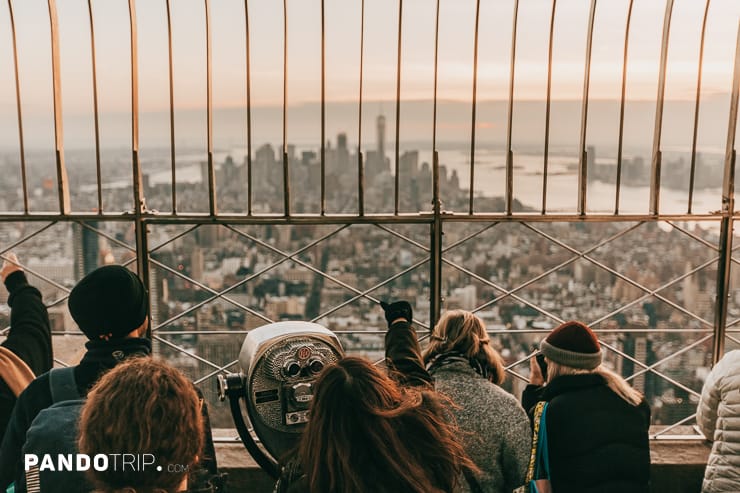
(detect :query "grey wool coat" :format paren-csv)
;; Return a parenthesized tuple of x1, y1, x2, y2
(429, 359, 531, 493)
(697, 350, 740, 492)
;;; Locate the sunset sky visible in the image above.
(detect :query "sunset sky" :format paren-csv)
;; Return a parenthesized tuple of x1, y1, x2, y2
(0, 0, 737, 116)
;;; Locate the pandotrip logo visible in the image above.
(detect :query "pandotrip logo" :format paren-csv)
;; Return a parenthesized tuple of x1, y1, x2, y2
(24, 454, 190, 473)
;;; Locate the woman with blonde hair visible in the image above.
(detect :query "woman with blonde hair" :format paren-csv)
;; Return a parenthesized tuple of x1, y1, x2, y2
(523, 320, 650, 493)
(421, 309, 531, 493)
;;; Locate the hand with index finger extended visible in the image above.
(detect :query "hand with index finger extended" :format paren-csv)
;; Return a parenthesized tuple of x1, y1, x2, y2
(379, 300, 413, 326)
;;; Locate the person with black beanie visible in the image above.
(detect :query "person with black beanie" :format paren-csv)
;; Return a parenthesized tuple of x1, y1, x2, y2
(0, 265, 219, 491)
(0, 253, 53, 438)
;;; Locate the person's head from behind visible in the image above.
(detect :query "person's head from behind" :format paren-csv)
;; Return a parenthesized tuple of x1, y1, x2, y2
(68, 265, 149, 341)
(540, 320, 642, 405)
(78, 357, 203, 493)
(424, 310, 506, 384)
(299, 356, 471, 493)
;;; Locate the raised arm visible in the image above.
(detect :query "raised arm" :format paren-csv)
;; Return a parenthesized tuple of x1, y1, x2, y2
(1, 253, 53, 376)
(381, 301, 433, 389)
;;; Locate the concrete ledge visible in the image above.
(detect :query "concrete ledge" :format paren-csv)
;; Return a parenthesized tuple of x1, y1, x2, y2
(215, 439, 711, 493)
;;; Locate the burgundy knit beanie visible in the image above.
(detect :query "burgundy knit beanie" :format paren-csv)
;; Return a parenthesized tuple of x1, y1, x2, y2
(540, 320, 602, 370)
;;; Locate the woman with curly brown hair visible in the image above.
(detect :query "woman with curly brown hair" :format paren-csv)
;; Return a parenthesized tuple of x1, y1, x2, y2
(78, 357, 204, 493)
(277, 356, 475, 493)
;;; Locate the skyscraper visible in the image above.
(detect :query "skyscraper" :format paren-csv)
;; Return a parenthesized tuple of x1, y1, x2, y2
(73, 222, 99, 280)
(377, 114, 386, 159)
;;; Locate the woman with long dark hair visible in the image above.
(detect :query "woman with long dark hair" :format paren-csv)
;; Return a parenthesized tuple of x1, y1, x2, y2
(275, 301, 477, 493)
(296, 357, 473, 493)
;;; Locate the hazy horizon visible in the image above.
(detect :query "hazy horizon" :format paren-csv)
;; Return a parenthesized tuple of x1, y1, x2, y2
(1, 95, 735, 154)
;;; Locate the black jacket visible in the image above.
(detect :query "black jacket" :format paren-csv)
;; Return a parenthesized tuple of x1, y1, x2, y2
(0, 271, 53, 437)
(522, 374, 651, 493)
(0, 337, 218, 489)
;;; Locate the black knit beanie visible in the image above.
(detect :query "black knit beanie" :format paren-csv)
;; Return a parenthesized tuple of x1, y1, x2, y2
(68, 265, 149, 341)
(540, 320, 602, 370)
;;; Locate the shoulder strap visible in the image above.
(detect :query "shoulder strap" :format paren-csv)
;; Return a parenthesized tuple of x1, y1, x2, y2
(537, 402, 550, 479)
(49, 367, 80, 403)
(525, 401, 547, 483)
(0, 346, 36, 397)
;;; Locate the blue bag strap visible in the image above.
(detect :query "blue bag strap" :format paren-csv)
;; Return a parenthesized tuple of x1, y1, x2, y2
(48, 367, 80, 403)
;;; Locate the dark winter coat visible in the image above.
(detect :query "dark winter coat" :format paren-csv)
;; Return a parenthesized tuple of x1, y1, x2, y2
(522, 373, 651, 493)
(0, 271, 53, 437)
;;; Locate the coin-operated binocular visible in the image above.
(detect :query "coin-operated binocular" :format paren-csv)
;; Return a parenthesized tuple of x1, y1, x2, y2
(218, 322, 344, 478)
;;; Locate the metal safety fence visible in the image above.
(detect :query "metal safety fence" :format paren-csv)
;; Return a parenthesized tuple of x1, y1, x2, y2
(0, 0, 739, 437)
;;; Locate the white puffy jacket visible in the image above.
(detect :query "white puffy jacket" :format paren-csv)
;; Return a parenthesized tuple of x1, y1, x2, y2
(697, 350, 740, 492)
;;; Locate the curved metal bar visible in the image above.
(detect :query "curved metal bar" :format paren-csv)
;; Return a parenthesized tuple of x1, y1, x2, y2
(244, 0, 253, 215)
(205, 0, 217, 216)
(282, 0, 290, 216)
(578, 0, 598, 215)
(542, 0, 556, 214)
(7, 0, 28, 213)
(86, 0, 103, 213)
(615, 0, 635, 215)
(47, 0, 69, 214)
(166, 0, 177, 213)
(320, 0, 326, 215)
(468, 0, 481, 215)
(713, 20, 740, 362)
(432, 0, 440, 154)
(393, 0, 403, 215)
(428, 0, 441, 323)
(687, 0, 712, 214)
(649, 0, 676, 215)
(504, 0, 520, 215)
(127, 0, 150, 319)
(357, 0, 365, 215)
